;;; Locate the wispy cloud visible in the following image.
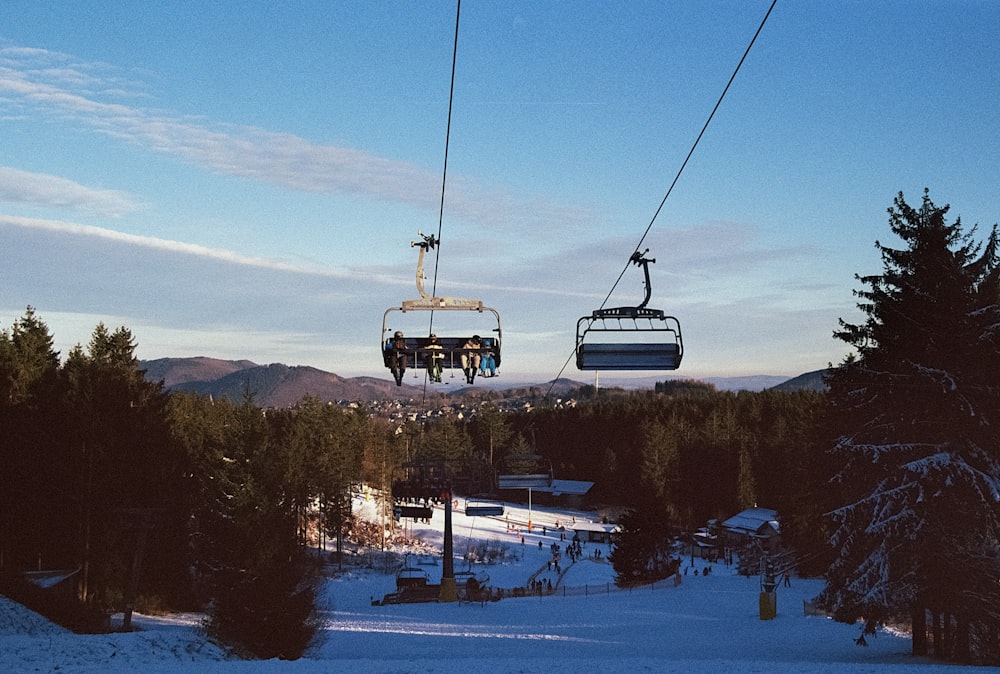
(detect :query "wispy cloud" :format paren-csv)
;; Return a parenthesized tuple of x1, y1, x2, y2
(0, 45, 148, 102)
(0, 167, 143, 217)
(0, 213, 351, 276)
(0, 45, 592, 231)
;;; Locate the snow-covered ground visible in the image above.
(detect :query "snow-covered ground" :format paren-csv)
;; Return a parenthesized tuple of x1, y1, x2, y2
(0, 497, 978, 673)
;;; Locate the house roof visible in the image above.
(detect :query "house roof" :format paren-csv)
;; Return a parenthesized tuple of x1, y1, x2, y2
(721, 507, 779, 537)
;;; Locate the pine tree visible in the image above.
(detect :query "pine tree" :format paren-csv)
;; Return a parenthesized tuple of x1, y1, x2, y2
(0, 308, 65, 573)
(637, 419, 681, 518)
(470, 402, 513, 491)
(0, 306, 61, 406)
(286, 395, 364, 565)
(821, 190, 1000, 662)
(609, 497, 678, 586)
(62, 323, 183, 609)
(199, 398, 319, 659)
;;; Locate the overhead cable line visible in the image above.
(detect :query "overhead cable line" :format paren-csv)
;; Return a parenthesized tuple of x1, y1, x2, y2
(600, 0, 778, 310)
(428, 0, 462, 325)
(420, 0, 462, 403)
(545, 0, 778, 395)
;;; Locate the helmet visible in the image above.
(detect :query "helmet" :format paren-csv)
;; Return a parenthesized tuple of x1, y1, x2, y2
(472, 334, 481, 341)
(430, 334, 437, 340)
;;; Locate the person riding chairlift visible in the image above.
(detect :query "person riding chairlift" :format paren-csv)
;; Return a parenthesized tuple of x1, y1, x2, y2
(479, 337, 497, 378)
(425, 334, 444, 383)
(461, 335, 482, 384)
(387, 330, 407, 385)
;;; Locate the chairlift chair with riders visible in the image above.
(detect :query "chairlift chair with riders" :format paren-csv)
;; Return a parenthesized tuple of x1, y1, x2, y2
(575, 250, 683, 371)
(382, 232, 502, 385)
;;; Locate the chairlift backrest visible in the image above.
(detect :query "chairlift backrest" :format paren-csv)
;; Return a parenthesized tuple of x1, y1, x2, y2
(464, 503, 505, 517)
(576, 341, 681, 371)
(382, 334, 502, 370)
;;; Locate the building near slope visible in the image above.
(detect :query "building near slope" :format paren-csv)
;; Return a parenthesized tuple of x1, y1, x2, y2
(681, 525, 719, 561)
(720, 507, 780, 552)
(569, 521, 620, 545)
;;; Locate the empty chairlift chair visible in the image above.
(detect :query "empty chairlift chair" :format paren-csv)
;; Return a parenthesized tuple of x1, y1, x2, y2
(575, 250, 683, 371)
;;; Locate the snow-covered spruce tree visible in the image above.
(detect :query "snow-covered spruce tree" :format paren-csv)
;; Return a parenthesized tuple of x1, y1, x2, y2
(821, 190, 1000, 663)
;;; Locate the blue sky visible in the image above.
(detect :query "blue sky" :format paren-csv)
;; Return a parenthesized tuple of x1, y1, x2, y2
(2, 1, 999, 381)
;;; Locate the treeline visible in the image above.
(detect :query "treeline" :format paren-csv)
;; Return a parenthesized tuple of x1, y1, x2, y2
(1, 313, 187, 613)
(0, 307, 828, 642)
(404, 381, 828, 556)
(0, 308, 398, 657)
(526, 383, 825, 531)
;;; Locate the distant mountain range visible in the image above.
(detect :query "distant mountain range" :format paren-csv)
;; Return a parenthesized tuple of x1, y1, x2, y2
(140, 357, 420, 406)
(768, 369, 830, 392)
(139, 357, 828, 408)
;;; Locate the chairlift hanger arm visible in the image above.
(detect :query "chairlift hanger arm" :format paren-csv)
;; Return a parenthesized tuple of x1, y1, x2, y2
(590, 250, 660, 319)
(629, 249, 655, 310)
(403, 230, 488, 308)
(410, 231, 439, 299)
